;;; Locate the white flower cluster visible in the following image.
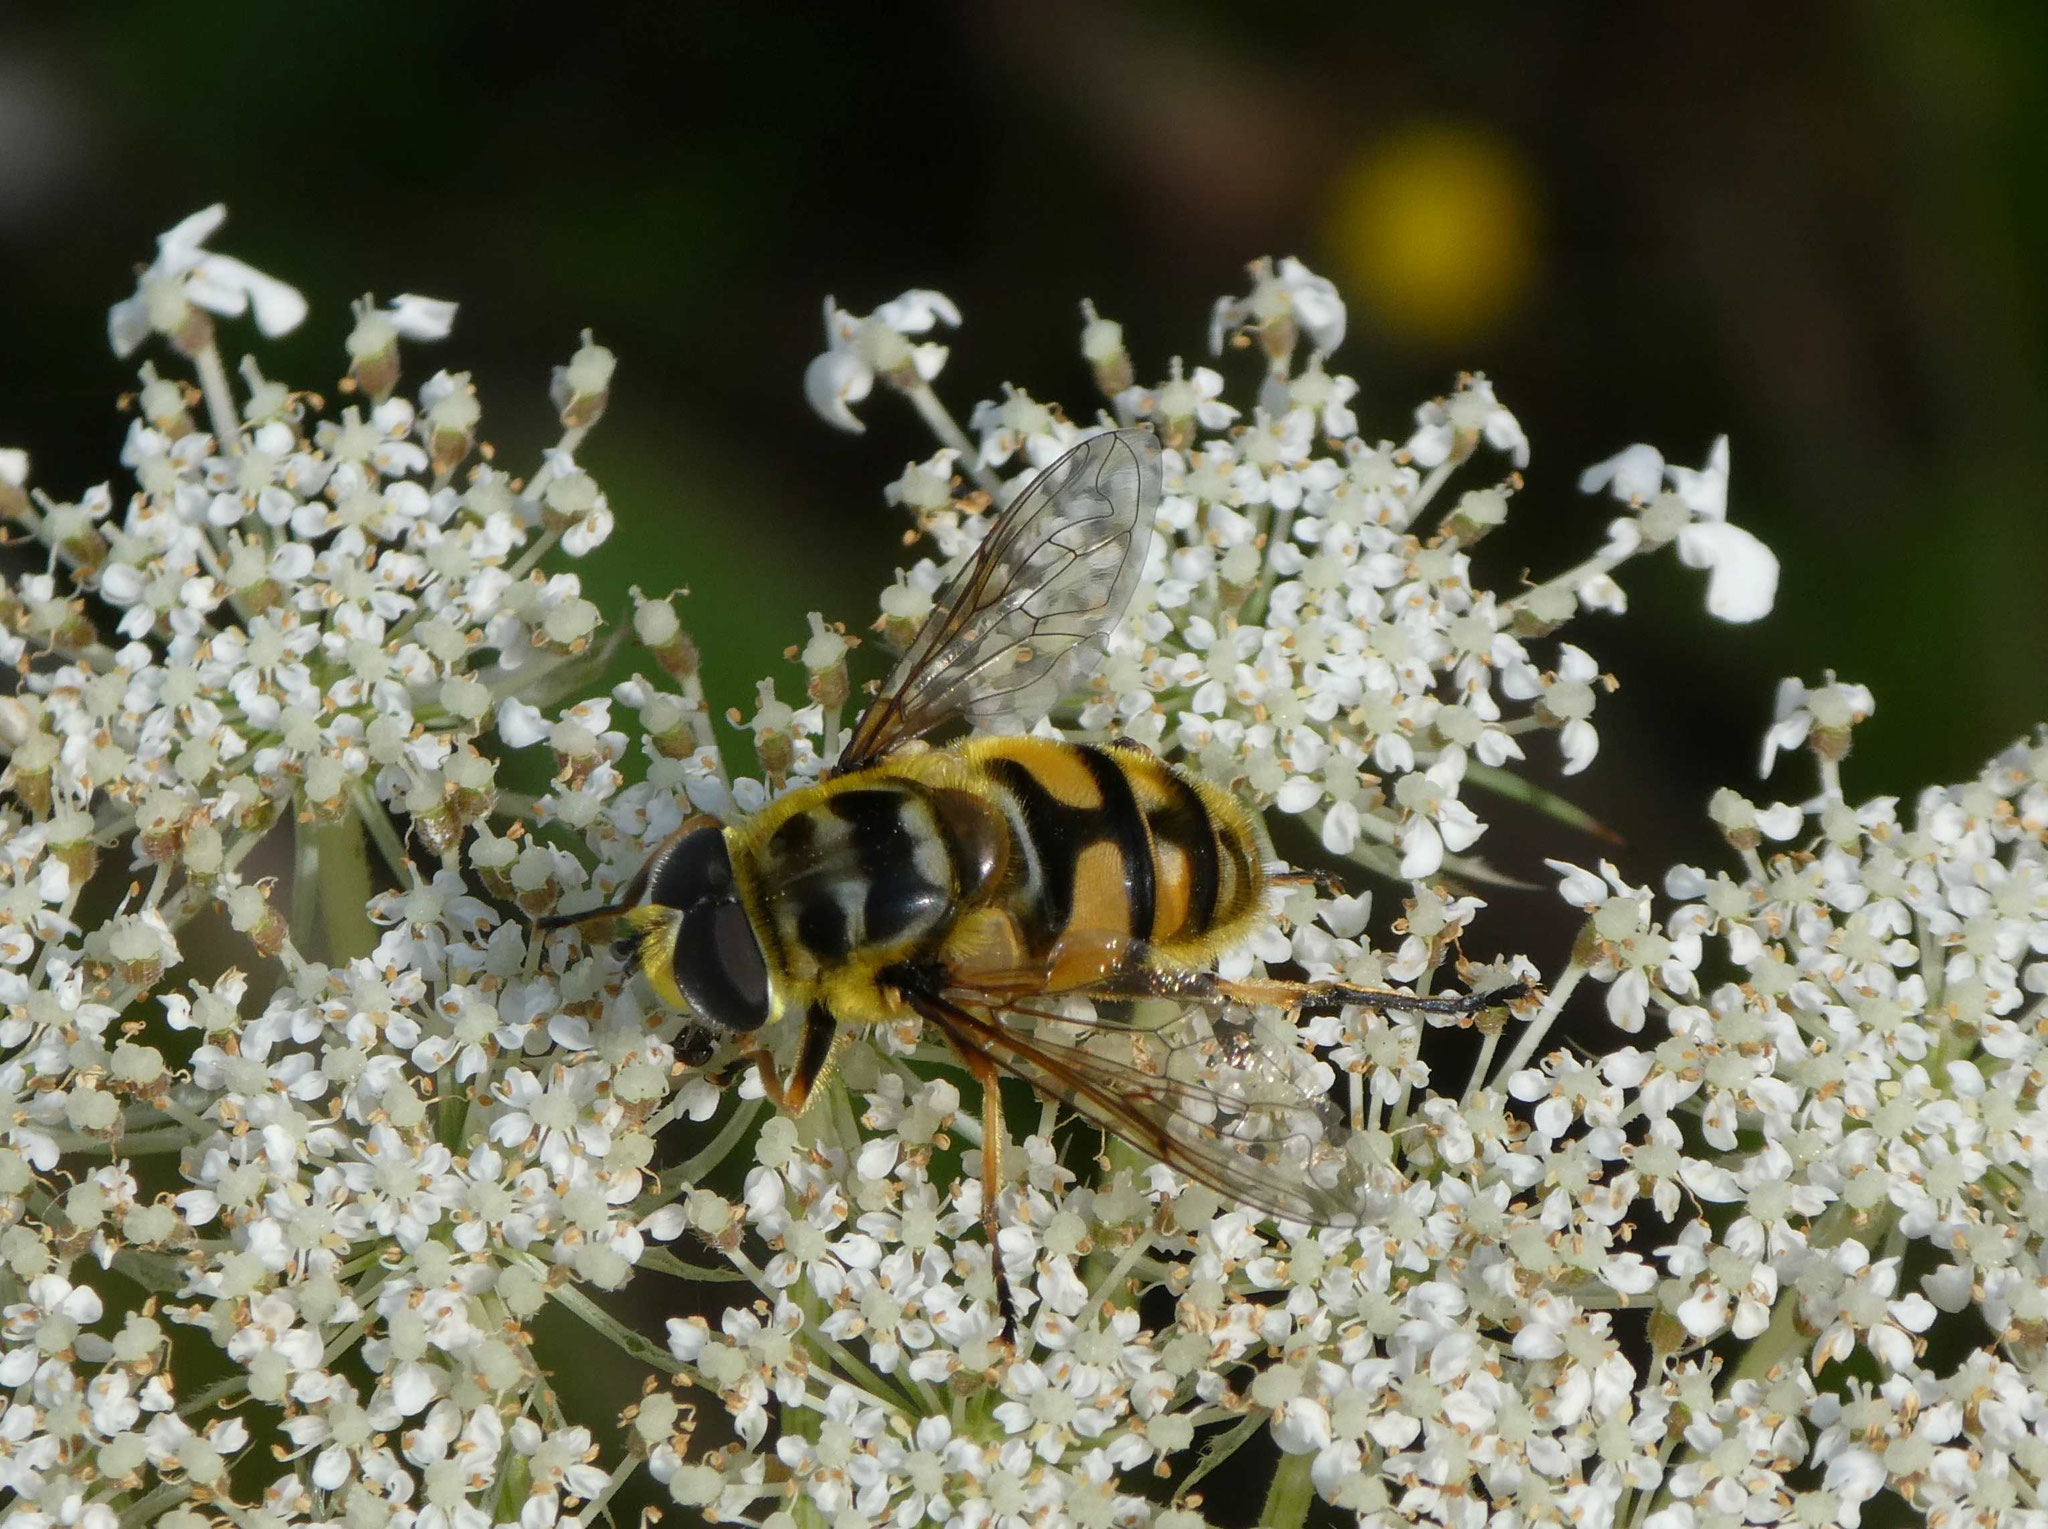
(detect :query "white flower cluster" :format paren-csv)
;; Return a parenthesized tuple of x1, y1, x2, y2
(0, 219, 2037, 1529)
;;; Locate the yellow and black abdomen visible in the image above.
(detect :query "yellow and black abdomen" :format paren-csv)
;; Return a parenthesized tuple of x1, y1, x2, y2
(961, 737, 1265, 967)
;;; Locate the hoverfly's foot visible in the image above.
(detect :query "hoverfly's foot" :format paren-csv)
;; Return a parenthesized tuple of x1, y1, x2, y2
(1265, 864, 1343, 895)
(1475, 978, 1538, 1009)
(991, 1257, 1022, 1351)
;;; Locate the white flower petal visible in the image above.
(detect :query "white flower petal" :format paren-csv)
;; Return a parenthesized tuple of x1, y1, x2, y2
(804, 349, 872, 433)
(1578, 443, 1665, 502)
(495, 699, 549, 748)
(1679, 520, 1779, 623)
(387, 294, 458, 340)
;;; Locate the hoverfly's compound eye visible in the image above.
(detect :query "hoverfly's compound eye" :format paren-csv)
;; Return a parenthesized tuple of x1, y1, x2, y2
(672, 899, 771, 1032)
(647, 825, 736, 911)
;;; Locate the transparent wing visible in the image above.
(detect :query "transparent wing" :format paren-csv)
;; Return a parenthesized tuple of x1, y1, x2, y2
(838, 427, 1160, 773)
(912, 981, 1374, 1228)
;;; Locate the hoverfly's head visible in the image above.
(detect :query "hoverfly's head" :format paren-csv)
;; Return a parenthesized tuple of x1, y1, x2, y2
(628, 824, 771, 1033)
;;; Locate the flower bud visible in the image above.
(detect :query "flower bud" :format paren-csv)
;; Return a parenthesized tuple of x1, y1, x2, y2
(1509, 581, 1578, 639)
(346, 298, 402, 402)
(542, 466, 598, 532)
(742, 679, 795, 780)
(406, 770, 462, 857)
(226, 884, 288, 958)
(0, 448, 28, 525)
(298, 754, 350, 823)
(8, 728, 58, 817)
(1445, 485, 1511, 545)
(424, 372, 480, 479)
(1708, 786, 1762, 852)
(445, 747, 497, 826)
(876, 572, 933, 652)
(135, 363, 193, 437)
(1153, 359, 1201, 451)
(640, 691, 700, 759)
(799, 612, 852, 712)
(632, 587, 701, 681)
(1080, 300, 1132, 397)
(551, 330, 616, 429)
(182, 821, 223, 888)
(471, 826, 518, 901)
(107, 914, 171, 990)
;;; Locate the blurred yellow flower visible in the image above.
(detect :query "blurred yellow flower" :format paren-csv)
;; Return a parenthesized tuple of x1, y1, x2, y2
(1324, 121, 1538, 347)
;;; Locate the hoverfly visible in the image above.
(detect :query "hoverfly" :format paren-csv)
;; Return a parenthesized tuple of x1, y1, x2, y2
(540, 428, 1524, 1332)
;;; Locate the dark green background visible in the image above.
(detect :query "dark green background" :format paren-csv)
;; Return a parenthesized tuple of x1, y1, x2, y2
(6, 2, 2043, 880)
(4, 3, 2043, 1519)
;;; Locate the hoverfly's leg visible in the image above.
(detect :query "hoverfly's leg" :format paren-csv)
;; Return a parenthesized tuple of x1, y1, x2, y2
(778, 1001, 849, 1118)
(1070, 955, 1533, 1018)
(532, 900, 635, 935)
(748, 1047, 790, 1111)
(1221, 975, 1533, 1018)
(890, 974, 1023, 1344)
(1263, 865, 1342, 895)
(956, 1046, 1020, 1347)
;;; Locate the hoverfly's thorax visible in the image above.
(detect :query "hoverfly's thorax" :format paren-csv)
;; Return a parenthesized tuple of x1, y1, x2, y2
(751, 782, 961, 972)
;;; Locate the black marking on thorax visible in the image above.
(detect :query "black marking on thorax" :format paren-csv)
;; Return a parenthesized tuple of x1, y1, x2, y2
(761, 786, 952, 967)
(833, 788, 950, 946)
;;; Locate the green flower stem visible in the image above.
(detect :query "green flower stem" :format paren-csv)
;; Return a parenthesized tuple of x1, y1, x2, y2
(550, 1280, 679, 1373)
(353, 784, 413, 883)
(1497, 544, 1632, 624)
(177, 1371, 249, 1420)
(1493, 962, 1586, 1082)
(1464, 761, 1621, 842)
(312, 813, 377, 964)
(902, 379, 999, 497)
(118, 1479, 194, 1528)
(190, 340, 243, 457)
(1258, 1445, 1318, 1528)
(574, 1450, 642, 1526)
(291, 822, 318, 956)
(436, 1086, 468, 1152)
(721, 1247, 930, 1418)
(1176, 1411, 1265, 1503)
(633, 1097, 764, 1213)
(637, 1247, 750, 1282)
(492, 1448, 533, 1523)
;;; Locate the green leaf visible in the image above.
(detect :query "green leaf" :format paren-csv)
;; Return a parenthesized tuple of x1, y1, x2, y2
(1466, 762, 1624, 843)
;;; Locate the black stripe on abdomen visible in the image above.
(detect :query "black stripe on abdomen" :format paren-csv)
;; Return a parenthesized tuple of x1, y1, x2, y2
(1149, 768, 1220, 934)
(985, 756, 1092, 950)
(1076, 745, 1154, 942)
